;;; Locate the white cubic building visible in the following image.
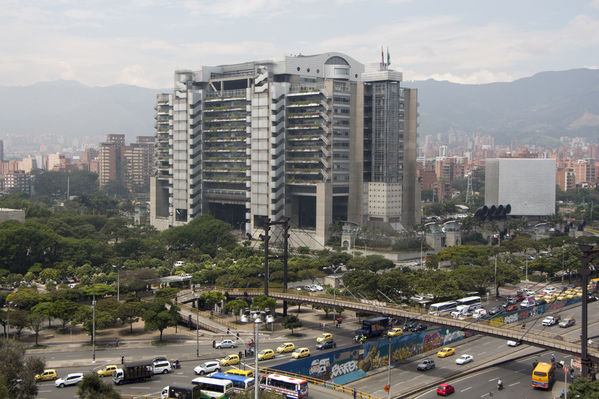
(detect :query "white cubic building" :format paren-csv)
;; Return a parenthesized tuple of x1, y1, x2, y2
(485, 158, 556, 216)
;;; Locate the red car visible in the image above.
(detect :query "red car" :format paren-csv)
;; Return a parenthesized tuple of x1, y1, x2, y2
(437, 383, 455, 396)
(505, 304, 519, 312)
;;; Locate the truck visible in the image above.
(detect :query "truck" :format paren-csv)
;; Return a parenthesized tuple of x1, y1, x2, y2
(161, 384, 202, 399)
(542, 314, 560, 326)
(113, 361, 153, 385)
(354, 317, 390, 338)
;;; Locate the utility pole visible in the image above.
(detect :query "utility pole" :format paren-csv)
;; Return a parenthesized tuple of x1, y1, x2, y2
(92, 295, 96, 363)
(579, 244, 599, 379)
(262, 217, 290, 300)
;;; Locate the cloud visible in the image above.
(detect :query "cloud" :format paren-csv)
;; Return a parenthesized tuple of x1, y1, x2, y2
(591, 0, 599, 8)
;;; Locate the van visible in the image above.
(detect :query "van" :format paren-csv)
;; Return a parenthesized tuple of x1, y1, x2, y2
(152, 361, 172, 374)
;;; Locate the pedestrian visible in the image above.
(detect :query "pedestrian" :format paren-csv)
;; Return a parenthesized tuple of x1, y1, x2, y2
(236, 332, 240, 340)
(551, 353, 555, 363)
(227, 327, 230, 335)
(212, 340, 216, 348)
(239, 351, 242, 360)
(244, 349, 247, 357)
(121, 355, 124, 364)
(353, 388, 357, 399)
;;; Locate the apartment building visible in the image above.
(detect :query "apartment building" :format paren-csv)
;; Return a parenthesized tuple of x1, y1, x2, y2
(98, 134, 126, 186)
(150, 52, 419, 245)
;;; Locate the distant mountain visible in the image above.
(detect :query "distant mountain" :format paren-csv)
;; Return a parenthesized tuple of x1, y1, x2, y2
(0, 69, 597, 145)
(0, 80, 163, 141)
(405, 68, 599, 144)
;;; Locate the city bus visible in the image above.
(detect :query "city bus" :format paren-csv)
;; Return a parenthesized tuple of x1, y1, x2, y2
(456, 296, 482, 308)
(590, 278, 599, 292)
(191, 377, 234, 399)
(532, 362, 555, 389)
(210, 372, 254, 393)
(260, 373, 308, 399)
(428, 301, 458, 315)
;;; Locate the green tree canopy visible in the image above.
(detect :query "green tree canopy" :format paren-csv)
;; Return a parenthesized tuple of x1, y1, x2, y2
(142, 300, 180, 341)
(282, 315, 302, 335)
(77, 372, 120, 399)
(161, 215, 236, 257)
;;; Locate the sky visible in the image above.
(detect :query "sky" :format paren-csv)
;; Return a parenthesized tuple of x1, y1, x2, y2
(1, 0, 599, 88)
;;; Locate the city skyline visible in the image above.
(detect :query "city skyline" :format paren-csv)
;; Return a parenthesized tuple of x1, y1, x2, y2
(1, 0, 598, 88)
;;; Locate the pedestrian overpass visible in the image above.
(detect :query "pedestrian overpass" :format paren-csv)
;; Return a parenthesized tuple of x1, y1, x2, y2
(178, 288, 599, 362)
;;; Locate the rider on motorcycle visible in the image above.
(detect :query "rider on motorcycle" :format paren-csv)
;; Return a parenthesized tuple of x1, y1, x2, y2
(497, 379, 503, 390)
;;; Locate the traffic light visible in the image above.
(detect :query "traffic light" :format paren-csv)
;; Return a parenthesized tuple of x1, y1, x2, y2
(474, 204, 511, 221)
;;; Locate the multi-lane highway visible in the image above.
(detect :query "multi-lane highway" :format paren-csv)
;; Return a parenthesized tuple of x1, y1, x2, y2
(31, 299, 599, 399)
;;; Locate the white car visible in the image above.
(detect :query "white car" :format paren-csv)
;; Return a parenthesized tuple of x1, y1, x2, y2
(542, 316, 559, 326)
(215, 339, 237, 349)
(152, 361, 172, 374)
(161, 386, 169, 399)
(194, 361, 221, 375)
(455, 354, 473, 365)
(55, 373, 83, 388)
(472, 309, 487, 319)
(543, 286, 558, 295)
(507, 340, 522, 347)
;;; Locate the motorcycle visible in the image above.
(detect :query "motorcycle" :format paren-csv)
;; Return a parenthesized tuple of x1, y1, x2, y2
(497, 380, 503, 390)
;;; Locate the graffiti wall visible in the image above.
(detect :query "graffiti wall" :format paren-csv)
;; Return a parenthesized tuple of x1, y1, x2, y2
(271, 327, 471, 383)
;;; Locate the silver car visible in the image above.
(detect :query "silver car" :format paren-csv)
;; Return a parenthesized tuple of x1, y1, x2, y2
(55, 373, 83, 388)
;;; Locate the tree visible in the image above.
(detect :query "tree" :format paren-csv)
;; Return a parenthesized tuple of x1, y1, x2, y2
(0, 340, 45, 399)
(116, 301, 144, 334)
(200, 291, 225, 311)
(5, 289, 46, 310)
(252, 295, 276, 312)
(50, 300, 80, 329)
(223, 299, 248, 322)
(74, 306, 115, 343)
(282, 315, 302, 335)
(77, 372, 120, 399)
(31, 302, 53, 328)
(9, 309, 29, 338)
(27, 313, 45, 347)
(568, 377, 599, 398)
(142, 301, 179, 341)
(161, 215, 236, 257)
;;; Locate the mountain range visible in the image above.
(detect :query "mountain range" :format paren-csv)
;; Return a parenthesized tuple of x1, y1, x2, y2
(0, 68, 597, 146)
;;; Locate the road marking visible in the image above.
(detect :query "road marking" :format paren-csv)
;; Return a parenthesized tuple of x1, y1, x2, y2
(479, 351, 486, 355)
(460, 386, 472, 392)
(172, 374, 189, 378)
(489, 377, 498, 381)
(128, 386, 150, 390)
(481, 393, 490, 397)
(509, 381, 520, 386)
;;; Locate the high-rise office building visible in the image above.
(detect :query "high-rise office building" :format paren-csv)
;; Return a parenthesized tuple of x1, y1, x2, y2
(150, 52, 419, 245)
(124, 136, 154, 192)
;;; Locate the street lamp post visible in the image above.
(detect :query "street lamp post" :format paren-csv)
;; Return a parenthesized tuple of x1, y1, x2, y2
(386, 339, 392, 399)
(92, 296, 96, 363)
(112, 265, 122, 302)
(195, 294, 200, 357)
(5, 302, 11, 340)
(254, 318, 261, 399)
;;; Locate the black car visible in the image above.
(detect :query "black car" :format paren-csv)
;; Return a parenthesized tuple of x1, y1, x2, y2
(316, 340, 336, 350)
(417, 359, 435, 371)
(412, 324, 427, 332)
(405, 321, 417, 330)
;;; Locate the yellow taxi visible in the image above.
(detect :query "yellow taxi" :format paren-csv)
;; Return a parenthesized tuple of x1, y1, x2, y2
(534, 294, 545, 302)
(316, 333, 333, 343)
(545, 295, 556, 303)
(35, 369, 58, 382)
(96, 365, 118, 377)
(276, 342, 296, 353)
(225, 369, 253, 378)
(387, 327, 403, 337)
(220, 354, 240, 366)
(557, 293, 567, 301)
(437, 347, 455, 358)
(291, 348, 311, 359)
(258, 349, 275, 361)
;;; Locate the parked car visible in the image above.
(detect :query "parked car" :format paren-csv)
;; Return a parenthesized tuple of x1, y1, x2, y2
(215, 340, 237, 349)
(417, 359, 435, 371)
(543, 286, 558, 295)
(472, 309, 487, 319)
(316, 340, 336, 350)
(412, 323, 427, 332)
(437, 383, 455, 396)
(35, 369, 58, 382)
(437, 347, 455, 358)
(542, 315, 560, 326)
(276, 342, 295, 353)
(291, 348, 310, 359)
(193, 361, 220, 375)
(505, 304, 519, 312)
(559, 316, 576, 328)
(520, 298, 535, 308)
(55, 373, 83, 388)
(97, 365, 118, 377)
(455, 354, 473, 365)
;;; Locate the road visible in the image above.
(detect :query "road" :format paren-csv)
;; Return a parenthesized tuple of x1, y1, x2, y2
(32, 298, 599, 399)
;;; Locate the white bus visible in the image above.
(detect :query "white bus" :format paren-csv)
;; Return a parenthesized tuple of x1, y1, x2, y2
(456, 296, 482, 308)
(428, 301, 458, 315)
(260, 373, 308, 399)
(210, 372, 254, 393)
(191, 377, 234, 399)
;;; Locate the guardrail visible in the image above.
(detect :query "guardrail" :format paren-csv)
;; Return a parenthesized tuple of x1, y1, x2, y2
(222, 288, 599, 361)
(260, 367, 381, 399)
